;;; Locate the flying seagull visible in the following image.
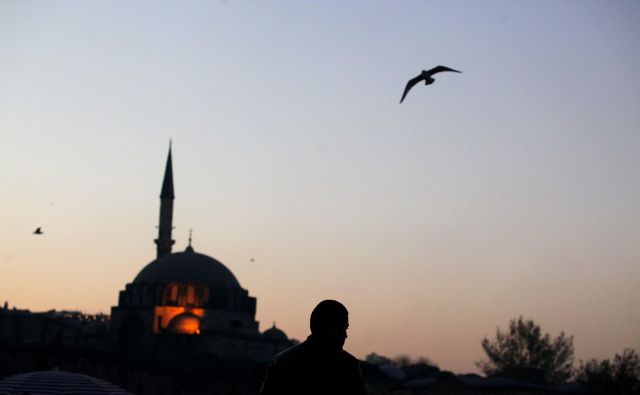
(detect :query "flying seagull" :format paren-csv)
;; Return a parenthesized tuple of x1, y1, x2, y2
(33, 227, 43, 235)
(400, 66, 461, 103)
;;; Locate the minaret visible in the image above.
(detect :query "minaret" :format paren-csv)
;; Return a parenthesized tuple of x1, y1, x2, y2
(154, 143, 175, 258)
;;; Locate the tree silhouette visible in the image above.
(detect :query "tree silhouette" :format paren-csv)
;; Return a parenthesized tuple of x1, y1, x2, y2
(365, 353, 393, 366)
(477, 316, 574, 384)
(365, 353, 438, 368)
(575, 348, 640, 395)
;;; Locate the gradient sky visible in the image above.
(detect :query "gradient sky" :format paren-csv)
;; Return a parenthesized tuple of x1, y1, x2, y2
(1, 1, 639, 373)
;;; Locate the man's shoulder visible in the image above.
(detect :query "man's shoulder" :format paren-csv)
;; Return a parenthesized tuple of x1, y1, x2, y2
(271, 341, 359, 366)
(339, 349, 361, 367)
(271, 342, 307, 366)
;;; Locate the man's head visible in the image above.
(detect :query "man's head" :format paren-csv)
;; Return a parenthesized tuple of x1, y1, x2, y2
(310, 300, 349, 349)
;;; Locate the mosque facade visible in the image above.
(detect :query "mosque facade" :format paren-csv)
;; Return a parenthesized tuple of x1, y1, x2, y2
(109, 146, 291, 363)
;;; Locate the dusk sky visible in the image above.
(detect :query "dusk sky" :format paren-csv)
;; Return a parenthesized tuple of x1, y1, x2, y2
(1, 1, 639, 373)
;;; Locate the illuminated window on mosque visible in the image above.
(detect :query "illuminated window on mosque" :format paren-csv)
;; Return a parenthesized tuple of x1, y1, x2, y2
(162, 283, 209, 307)
(177, 286, 187, 306)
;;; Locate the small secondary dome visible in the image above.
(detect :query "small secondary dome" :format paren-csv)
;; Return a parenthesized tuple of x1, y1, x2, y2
(263, 323, 288, 341)
(133, 247, 241, 289)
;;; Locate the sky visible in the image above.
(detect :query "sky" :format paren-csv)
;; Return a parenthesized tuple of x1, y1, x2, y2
(1, 1, 639, 373)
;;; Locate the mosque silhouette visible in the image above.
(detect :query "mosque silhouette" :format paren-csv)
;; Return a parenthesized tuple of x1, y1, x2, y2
(110, 145, 291, 359)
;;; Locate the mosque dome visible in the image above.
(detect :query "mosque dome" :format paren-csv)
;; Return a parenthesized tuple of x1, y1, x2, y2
(262, 323, 288, 341)
(133, 246, 241, 289)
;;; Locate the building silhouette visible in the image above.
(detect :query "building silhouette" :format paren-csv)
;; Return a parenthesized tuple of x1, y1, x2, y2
(0, 146, 292, 394)
(109, 145, 288, 362)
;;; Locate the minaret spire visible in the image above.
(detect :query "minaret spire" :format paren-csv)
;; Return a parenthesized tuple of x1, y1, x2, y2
(186, 228, 194, 252)
(154, 143, 175, 258)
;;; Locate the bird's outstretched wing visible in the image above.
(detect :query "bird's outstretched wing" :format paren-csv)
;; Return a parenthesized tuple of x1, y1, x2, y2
(427, 65, 461, 76)
(400, 74, 424, 103)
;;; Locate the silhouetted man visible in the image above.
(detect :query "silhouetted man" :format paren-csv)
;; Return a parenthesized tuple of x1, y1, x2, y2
(259, 300, 367, 395)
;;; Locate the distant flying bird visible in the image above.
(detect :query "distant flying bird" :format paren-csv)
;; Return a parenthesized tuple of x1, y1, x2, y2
(400, 66, 461, 103)
(33, 227, 43, 235)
